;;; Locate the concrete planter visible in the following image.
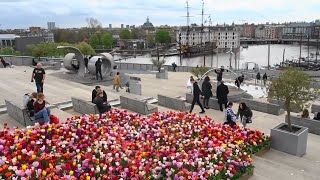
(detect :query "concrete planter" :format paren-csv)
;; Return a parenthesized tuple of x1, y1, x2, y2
(156, 71, 168, 79)
(271, 123, 308, 157)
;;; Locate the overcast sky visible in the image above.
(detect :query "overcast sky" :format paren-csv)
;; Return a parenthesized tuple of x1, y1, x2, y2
(0, 0, 320, 29)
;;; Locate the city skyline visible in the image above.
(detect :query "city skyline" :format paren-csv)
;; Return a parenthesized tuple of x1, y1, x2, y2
(0, 0, 320, 29)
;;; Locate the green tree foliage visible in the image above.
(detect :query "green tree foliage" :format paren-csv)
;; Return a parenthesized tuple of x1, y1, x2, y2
(155, 29, 171, 44)
(191, 67, 209, 79)
(101, 32, 114, 49)
(0, 48, 15, 55)
(268, 67, 320, 131)
(147, 34, 155, 48)
(76, 42, 96, 56)
(89, 33, 100, 49)
(120, 29, 132, 39)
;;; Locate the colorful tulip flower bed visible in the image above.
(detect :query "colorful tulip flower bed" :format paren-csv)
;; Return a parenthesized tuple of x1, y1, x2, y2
(0, 109, 270, 180)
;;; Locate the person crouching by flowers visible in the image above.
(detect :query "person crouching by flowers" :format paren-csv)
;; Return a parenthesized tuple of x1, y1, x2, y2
(236, 102, 253, 128)
(224, 102, 237, 127)
(34, 93, 51, 125)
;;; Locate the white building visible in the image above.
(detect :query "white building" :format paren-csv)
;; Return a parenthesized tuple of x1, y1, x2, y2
(0, 34, 20, 48)
(47, 22, 56, 31)
(176, 26, 240, 49)
(255, 26, 265, 39)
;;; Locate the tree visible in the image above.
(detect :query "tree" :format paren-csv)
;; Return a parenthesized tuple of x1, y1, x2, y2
(191, 67, 209, 79)
(101, 32, 114, 49)
(76, 42, 96, 56)
(131, 28, 146, 39)
(120, 29, 132, 39)
(155, 29, 171, 44)
(147, 34, 155, 48)
(0, 47, 15, 55)
(151, 46, 166, 72)
(268, 67, 320, 131)
(86, 17, 102, 34)
(89, 33, 100, 49)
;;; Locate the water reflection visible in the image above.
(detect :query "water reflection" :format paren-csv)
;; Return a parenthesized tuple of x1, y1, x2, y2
(115, 44, 317, 68)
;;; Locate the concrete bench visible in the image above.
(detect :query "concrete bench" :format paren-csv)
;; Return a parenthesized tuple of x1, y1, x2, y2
(268, 99, 302, 113)
(185, 93, 220, 110)
(158, 94, 191, 111)
(120, 95, 158, 115)
(311, 104, 320, 113)
(71, 97, 99, 115)
(286, 115, 320, 135)
(240, 98, 284, 115)
(5, 100, 44, 127)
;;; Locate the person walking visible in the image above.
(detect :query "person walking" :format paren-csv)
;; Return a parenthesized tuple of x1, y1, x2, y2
(262, 73, 267, 86)
(95, 58, 103, 80)
(189, 79, 205, 114)
(216, 80, 229, 112)
(33, 93, 51, 125)
(113, 72, 122, 92)
(256, 72, 261, 85)
(236, 102, 253, 128)
(31, 63, 46, 93)
(187, 76, 194, 93)
(172, 62, 177, 72)
(201, 76, 213, 109)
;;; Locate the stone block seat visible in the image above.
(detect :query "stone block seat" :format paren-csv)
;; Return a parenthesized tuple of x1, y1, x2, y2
(268, 98, 302, 113)
(5, 100, 44, 127)
(186, 93, 220, 110)
(120, 95, 158, 115)
(240, 98, 284, 115)
(158, 94, 191, 111)
(286, 115, 320, 135)
(311, 104, 320, 113)
(71, 97, 99, 115)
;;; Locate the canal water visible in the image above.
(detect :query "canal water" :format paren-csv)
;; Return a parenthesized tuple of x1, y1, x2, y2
(114, 44, 318, 68)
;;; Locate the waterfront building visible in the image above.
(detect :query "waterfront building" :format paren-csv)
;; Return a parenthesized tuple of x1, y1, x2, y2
(109, 24, 112, 29)
(121, 24, 124, 29)
(0, 34, 19, 48)
(255, 26, 265, 39)
(281, 22, 312, 39)
(47, 22, 56, 31)
(29, 27, 41, 33)
(176, 26, 240, 49)
(242, 23, 256, 38)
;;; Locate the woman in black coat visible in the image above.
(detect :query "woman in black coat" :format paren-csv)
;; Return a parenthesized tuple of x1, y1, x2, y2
(236, 102, 253, 127)
(201, 76, 213, 109)
(93, 91, 111, 116)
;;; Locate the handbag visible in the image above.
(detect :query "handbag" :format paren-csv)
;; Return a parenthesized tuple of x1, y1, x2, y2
(245, 117, 252, 124)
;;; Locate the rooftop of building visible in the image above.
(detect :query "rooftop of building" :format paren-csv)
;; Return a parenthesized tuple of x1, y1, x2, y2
(0, 34, 20, 39)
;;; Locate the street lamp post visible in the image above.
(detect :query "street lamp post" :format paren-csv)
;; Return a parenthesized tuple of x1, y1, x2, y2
(267, 32, 271, 70)
(316, 31, 319, 64)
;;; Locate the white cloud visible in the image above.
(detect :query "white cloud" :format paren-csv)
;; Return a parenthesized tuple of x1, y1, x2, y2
(0, 0, 319, 28)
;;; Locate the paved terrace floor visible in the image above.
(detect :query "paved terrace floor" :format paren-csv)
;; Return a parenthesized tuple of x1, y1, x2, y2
(0, 66, 319, 179)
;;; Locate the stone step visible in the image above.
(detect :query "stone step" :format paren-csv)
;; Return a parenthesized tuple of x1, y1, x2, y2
(175, 96, 186, 101)
(258, 149, 320, 176)
(57, 102, 73, 111)
(108, 99, 120, 107)
(0, 107, 7, 115)
(253, 155, 318, 180)
(249, 172, 272, 180)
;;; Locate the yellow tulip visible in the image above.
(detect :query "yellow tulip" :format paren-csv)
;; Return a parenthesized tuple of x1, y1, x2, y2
(42, 170, 47, 176)
(22, 164, 27, 170)
(69, 170, 74, 175)
(32, 154, 36, 160)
